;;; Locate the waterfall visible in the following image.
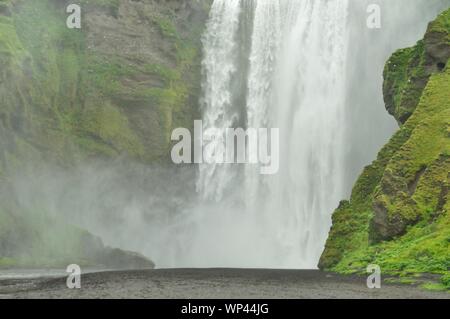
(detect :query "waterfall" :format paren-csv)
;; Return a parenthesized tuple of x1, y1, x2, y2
(47, 0, 447, 270)
(196, 0, 242, 201)
(195, 0, 350, 268)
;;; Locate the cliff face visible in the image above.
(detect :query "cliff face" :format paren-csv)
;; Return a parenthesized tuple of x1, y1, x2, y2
(0, 0, 210, 268)
(0, 0, 210, 177)
(320, 9, 450, 289)
(383, 9, 450, 125)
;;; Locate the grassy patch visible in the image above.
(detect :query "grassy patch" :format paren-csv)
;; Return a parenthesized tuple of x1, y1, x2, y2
(153, 16, 178, 39)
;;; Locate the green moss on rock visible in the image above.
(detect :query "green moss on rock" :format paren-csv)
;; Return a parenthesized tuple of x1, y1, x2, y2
(383, 9, 450, 125)
(0, 0, 210, 268)
(320, 8, 450, 290)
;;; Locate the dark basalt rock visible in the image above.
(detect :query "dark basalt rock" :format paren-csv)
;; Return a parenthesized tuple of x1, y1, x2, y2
(80, 231, 155, 270)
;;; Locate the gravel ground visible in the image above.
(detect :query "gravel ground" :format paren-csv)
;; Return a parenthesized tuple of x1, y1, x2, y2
(0, 269, 448, 299)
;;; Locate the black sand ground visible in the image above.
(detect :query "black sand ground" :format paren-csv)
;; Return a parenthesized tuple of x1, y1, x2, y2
(0, 269, 448, 299)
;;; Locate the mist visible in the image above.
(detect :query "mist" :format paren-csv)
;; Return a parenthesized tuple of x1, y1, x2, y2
(4, 0, 449, 269)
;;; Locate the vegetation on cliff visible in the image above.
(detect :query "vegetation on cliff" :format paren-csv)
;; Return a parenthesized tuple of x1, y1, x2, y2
(320, 9, 450, 290)
(0, 0, 209, 268)
(0, 0, 209, 177)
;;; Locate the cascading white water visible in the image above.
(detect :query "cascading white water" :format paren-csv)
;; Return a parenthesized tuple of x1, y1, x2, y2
(267, 0, 350, 266)
(196, 0, 350, 268)
(196, 0, 242, 201)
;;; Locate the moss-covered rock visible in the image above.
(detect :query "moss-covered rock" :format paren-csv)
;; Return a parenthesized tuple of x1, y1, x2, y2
(0, 203, 155, 269)
(0, 0, 210, 268)
(383, 9, 450, 125)
(0, 0, 210, 178)
(320, 8, 450, 290)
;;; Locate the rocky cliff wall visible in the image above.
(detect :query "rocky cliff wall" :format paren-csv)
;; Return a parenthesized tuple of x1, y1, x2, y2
(0, 0, 210, 268)
(0, 0, 210, 177)
(320, 9, 450, 290)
